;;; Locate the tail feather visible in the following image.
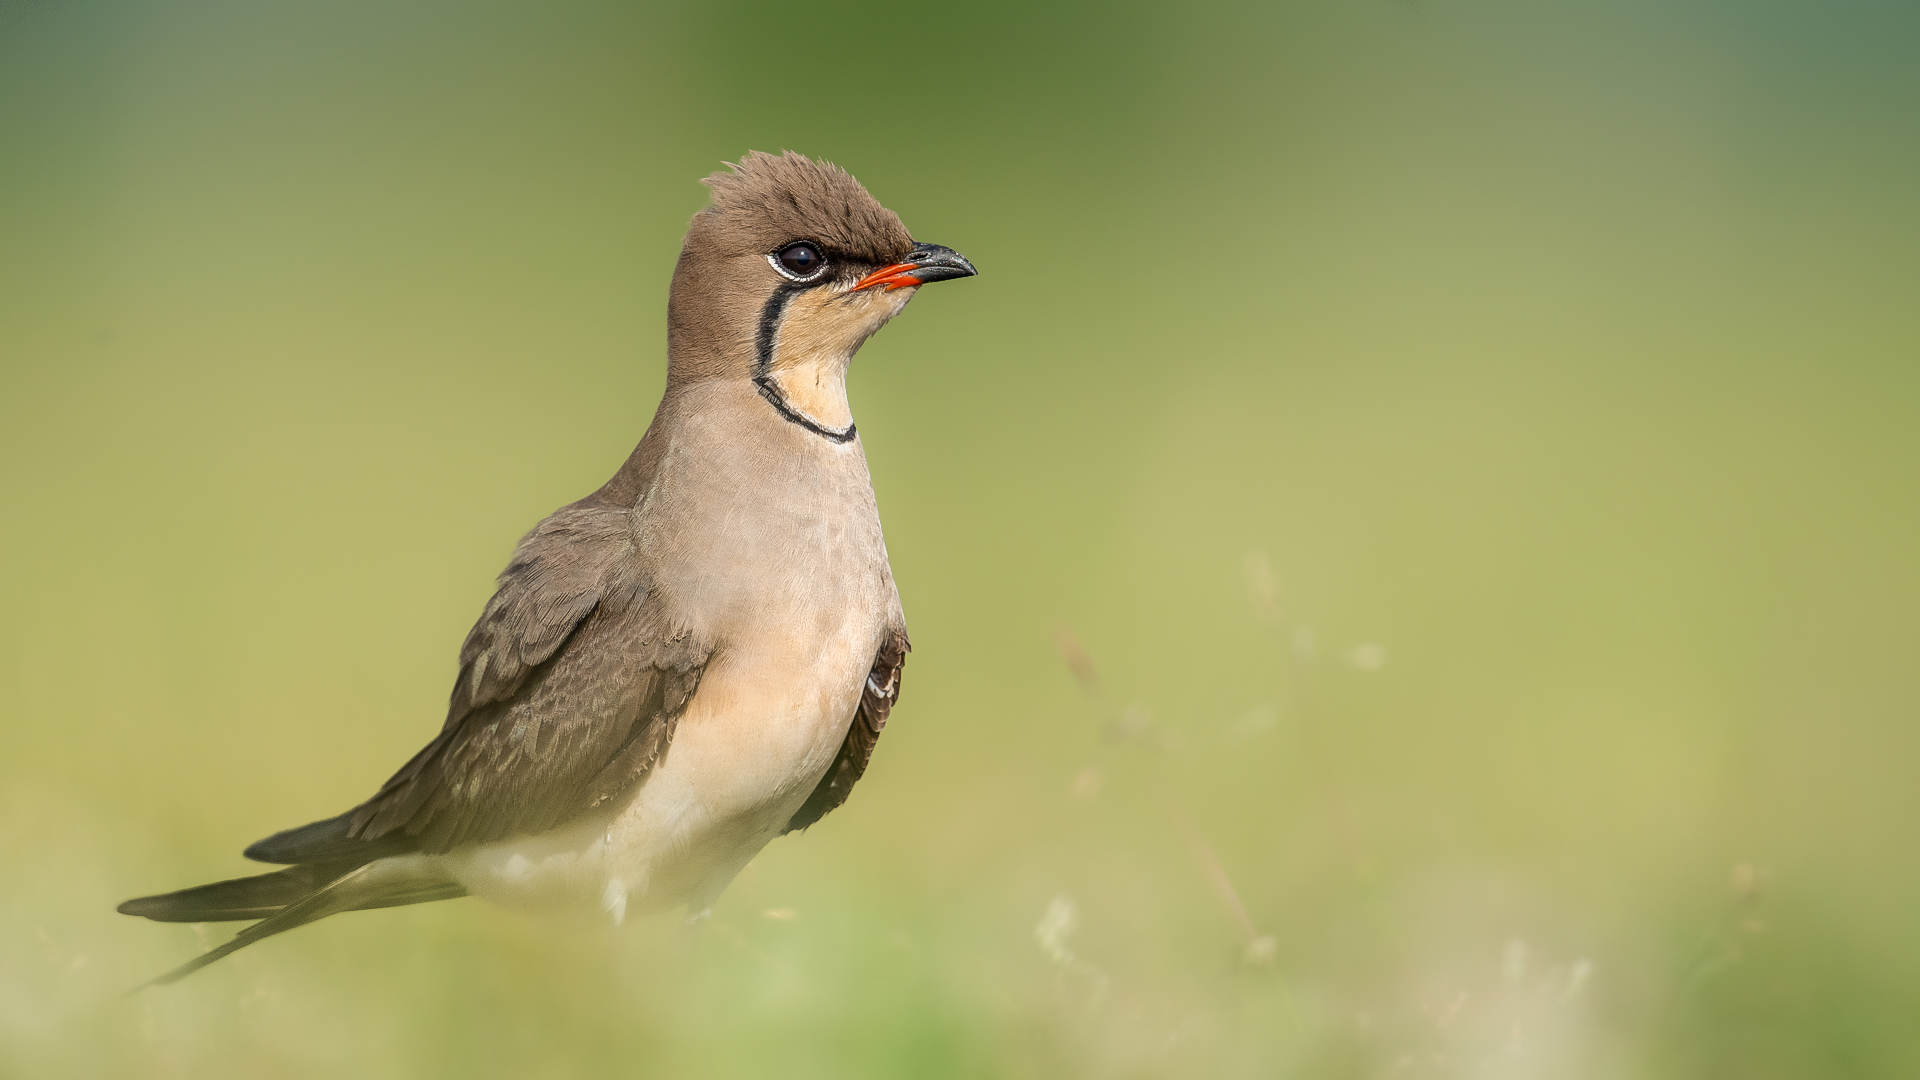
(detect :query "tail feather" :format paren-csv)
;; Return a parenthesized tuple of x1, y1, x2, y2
(123, 862, 466, 989)
(135, 864, 379, 988)
(118, 866, 338, 922)
(343, 880, 470, 912)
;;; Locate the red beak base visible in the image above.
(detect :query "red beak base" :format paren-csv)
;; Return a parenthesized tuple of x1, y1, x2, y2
(852, 263, 924, 292)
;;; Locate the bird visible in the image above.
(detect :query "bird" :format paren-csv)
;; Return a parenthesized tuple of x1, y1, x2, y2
(117, 150, 976, 986)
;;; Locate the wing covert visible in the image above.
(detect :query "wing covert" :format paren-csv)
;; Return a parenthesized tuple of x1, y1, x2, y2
(337, 504, 707, 855)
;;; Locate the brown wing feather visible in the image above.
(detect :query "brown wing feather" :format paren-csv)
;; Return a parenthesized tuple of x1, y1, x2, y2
(784, 628, 907, 833)
(338, 504, 708, 856)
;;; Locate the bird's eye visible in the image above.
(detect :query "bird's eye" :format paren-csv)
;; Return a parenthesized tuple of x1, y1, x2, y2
(774, 242, 825, 279)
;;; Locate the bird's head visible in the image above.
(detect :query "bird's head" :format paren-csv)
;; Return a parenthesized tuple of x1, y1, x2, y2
(665, 151, 975, 432)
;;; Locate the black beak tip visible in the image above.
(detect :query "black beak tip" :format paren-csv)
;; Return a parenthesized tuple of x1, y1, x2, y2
(904, 242, 977, 284)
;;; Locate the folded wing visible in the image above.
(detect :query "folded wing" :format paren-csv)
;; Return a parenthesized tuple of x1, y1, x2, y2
(253, 502, 709, 863)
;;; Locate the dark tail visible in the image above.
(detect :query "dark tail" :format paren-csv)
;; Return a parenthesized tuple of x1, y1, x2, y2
(119, 865, 341, 923)
(120, 813, 463, 988)
(125, 863, 465, 989)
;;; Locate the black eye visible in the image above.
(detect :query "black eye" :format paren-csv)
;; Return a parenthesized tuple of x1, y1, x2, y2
(775, 242, 824, 279)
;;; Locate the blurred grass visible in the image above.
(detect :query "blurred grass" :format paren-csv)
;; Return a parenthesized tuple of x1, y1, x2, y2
(3, 0, 1918, 1076)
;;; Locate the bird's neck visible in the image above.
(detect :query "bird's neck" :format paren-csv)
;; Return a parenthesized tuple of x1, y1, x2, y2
(747, 282, 910, 441)
(759, 352, 853, 432)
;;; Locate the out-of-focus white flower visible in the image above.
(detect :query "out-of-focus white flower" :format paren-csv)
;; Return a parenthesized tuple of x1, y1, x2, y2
(1036, 895, 1079, 966)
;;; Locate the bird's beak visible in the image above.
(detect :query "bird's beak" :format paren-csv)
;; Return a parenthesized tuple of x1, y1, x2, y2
(852, 243, 978, 292)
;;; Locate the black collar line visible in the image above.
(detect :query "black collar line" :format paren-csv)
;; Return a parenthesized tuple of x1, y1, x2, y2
(753, 374, 857, 444)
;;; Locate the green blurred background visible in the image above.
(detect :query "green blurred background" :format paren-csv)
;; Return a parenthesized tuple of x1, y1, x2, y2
(3, 0, 1917, 1076)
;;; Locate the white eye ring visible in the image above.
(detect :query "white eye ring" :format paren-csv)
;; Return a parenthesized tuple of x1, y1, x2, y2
(767, 243, 828, 282)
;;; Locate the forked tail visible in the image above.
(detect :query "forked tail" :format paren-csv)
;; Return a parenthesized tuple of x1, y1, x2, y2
(120, 861, 465, 989)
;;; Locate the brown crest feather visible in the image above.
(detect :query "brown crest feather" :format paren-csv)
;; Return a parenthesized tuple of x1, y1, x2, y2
(699, 150, 913, 262)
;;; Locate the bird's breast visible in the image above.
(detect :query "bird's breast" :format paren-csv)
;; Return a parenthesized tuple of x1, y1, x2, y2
(610, 380, 897, 902)
(638, 381, 896, 637)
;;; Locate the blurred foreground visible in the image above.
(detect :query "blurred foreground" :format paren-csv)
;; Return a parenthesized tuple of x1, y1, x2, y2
(3, 0, 1917, 1077)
